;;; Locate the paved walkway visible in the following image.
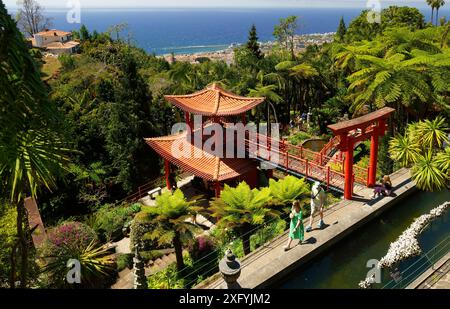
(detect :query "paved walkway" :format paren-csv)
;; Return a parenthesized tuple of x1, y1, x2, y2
(196, 168, 414, 289)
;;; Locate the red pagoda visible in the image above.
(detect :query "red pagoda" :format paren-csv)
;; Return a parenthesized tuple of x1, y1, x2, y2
(145, 83, 266, 197)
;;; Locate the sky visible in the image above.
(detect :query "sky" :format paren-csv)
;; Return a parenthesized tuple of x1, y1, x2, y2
(4, 0, 434, 9)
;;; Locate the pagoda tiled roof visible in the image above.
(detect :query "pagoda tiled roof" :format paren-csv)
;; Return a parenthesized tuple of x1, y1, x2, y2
(144, 131, 256, 181)
(165, 83, 265, 116)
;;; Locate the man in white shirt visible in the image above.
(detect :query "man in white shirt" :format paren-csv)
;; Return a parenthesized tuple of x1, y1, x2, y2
(306, 181, 327, 232)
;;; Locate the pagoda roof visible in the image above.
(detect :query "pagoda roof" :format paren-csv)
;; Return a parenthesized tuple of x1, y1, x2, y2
(144, 131, 257, 182)
(165, 83, 265, 116)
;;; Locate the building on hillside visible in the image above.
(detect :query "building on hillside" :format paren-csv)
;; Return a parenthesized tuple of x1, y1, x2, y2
(28, 29, 80, 54)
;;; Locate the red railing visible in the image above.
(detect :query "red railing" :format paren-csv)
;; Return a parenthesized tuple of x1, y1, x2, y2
(116, 171, 192, 205)
(245, 134, 368, 190)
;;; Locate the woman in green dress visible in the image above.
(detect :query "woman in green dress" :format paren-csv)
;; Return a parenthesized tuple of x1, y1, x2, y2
(284, 200, 304, 251)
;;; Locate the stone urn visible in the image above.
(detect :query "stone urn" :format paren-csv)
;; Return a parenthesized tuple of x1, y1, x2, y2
(219, 249, 241, 289)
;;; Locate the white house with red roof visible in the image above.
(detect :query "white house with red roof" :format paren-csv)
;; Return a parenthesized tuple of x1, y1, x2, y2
(29, 29, 80, 54)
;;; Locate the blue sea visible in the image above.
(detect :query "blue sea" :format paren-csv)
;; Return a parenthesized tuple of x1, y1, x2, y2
(7, 7, 450, 55)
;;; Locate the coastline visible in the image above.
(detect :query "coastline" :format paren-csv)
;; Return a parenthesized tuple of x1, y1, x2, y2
(161, 32, 335, 63)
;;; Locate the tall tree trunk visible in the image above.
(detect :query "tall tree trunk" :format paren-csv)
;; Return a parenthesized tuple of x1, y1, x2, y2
(436, 9, 439, 26)
(431, 8, 435, 25)
(173, 232, 184, 271)
(16, 199, 29, 288)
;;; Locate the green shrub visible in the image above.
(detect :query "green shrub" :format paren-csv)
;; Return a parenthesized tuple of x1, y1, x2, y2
(92, 203, 142, 242)
(288, 131, 312, 146)
(147, 255, 205, 289)
(116, 253, 134, 271)
(140, 250, 166, 262)
(0, 203, 17, 287)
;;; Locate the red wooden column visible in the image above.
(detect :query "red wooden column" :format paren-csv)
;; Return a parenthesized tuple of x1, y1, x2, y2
(164, 159, 171, 190)
(185, 112, 190, 129)
(241, 113, 247, 125)
(214, 181, 221, 198)
(343, 136, 354, 200)
(368, 121, 381, 187)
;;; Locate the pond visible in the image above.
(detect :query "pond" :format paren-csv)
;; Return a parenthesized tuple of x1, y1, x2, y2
(275, 189, 450, 289)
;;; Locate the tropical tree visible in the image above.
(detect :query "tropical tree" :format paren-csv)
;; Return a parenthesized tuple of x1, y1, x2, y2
(0, 3, 71, 288)
(269, 175, 310, 207)
(427, 0, 436, 24)
(389, 117, 449, 191)
(273, 16, 299, 59)
(434, 0, 446, 26)
(209, 182, 274, 255)
(140, 189, 202, 271)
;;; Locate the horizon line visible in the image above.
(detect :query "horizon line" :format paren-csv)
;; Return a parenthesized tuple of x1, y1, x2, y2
(5, 4, 434, 10)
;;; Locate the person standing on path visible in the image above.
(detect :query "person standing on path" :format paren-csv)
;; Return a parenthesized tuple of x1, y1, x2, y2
(306, 181, 327, 232)
(284, 200, 304, 251)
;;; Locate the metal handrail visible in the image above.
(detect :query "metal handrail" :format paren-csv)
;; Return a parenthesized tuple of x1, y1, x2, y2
(382, 235, 450, 289)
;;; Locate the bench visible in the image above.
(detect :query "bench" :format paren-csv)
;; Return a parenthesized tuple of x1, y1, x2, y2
(148, 187, 162, 200)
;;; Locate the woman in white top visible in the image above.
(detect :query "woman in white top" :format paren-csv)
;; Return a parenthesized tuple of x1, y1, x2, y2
(306, 181, 327, 232)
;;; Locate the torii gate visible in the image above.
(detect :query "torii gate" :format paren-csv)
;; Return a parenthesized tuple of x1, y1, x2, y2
(327, 107, 395, 200)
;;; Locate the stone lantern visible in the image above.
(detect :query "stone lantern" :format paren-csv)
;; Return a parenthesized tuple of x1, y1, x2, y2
(219, 249, 241, 289)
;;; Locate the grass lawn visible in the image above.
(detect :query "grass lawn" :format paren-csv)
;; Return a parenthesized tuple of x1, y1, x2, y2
(41, 55, 62, 81)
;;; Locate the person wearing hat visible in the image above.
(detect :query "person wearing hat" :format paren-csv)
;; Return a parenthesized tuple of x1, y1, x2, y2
(306, 181, 327, 232)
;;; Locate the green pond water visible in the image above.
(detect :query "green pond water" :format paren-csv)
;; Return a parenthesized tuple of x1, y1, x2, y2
(276, 189, 450, 289)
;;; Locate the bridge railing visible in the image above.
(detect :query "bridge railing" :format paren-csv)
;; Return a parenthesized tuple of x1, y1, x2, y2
(245, 136, 347, 190)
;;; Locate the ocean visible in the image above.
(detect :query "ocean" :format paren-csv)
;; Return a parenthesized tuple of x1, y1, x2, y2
(7, 7, 450, 55)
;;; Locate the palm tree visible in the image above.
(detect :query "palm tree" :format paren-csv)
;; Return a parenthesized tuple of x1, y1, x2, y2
(141, 189, 202, 271)
(434, 0, 446, 26)
(268, 175, 310, 207)
(427, 0, 436, 25)
(209, 182, 275, 255)
(248, 76, 282, 130)
(0, 3, 71, 288)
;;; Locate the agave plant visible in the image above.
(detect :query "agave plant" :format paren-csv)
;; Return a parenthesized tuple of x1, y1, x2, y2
(412, 151, 448, 191)
(41, 240, 115, 288)
(209, 182, 274, 255)
(415, 116, 449, 149)
(388, 133, 421, 167)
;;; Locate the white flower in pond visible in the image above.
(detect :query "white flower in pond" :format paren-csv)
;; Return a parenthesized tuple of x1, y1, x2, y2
(359, 201, 449, 289)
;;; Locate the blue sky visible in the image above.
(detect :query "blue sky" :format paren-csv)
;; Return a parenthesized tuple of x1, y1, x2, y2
(4, 0, 434, 9)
